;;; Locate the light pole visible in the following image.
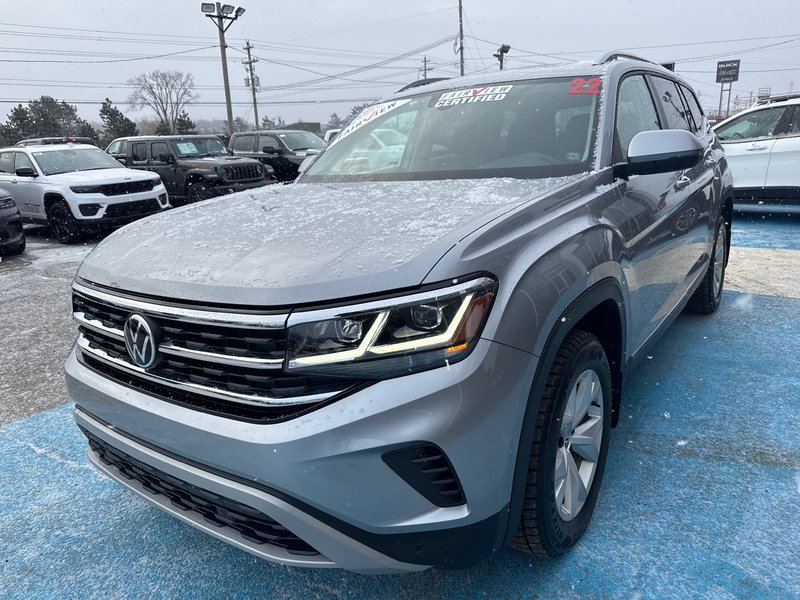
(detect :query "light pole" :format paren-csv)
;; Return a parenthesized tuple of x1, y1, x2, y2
(201, 3, 245, 138)
(493, 44, 511, 71)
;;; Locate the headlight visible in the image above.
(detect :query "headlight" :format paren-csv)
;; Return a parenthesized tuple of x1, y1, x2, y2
(70, 185, 102, 193)
(286, 276, 497, 379)
(217, 166, 230, 178)
(0, 196, 15, 209)
(151, 176, 162, 187)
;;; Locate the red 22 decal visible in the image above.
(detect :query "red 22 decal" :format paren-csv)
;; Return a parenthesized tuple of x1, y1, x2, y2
(568, 77, 602, 94)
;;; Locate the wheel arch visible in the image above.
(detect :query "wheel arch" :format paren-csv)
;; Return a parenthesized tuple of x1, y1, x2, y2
(502, 277, 626, 547)
(43, 192, 67, 215)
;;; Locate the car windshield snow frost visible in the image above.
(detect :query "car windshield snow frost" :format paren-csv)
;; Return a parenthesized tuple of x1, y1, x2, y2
(31, 147, 126, 175)
(302, 77, 600, 182)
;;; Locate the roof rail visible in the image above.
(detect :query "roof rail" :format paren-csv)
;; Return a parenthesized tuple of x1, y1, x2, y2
(593, 51, 656, 66)
(396, 77, 450, 93)
(752, 92, 800, 106)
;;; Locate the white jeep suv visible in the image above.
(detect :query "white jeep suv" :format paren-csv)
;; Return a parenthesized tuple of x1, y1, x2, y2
(0, 143, 169, 243)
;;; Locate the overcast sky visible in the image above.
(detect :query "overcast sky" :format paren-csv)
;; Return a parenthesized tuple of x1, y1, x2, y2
(1, 0, 798, 129)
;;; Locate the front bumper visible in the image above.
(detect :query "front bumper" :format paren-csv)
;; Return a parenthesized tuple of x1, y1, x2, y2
(0, 209, 24, 248)
(67, 338, 536, 573)
(210, 178, 274, 196)
(71, 189, 170, 227)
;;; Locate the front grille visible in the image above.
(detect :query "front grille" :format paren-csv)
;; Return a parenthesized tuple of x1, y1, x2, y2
(101, 179, 157, 196)
(225, 164, 262, 181)
(104, 199, 161, 219)
(73, 283, 365, 421)
(82, 428, 320, 556)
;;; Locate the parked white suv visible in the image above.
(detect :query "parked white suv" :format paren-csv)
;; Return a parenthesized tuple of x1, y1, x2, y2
(713, 94, 800, 210)
(0, 143, 169, 243)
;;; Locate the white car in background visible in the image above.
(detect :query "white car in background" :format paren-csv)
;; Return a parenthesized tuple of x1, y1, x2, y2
(712, 94, 800, 210)
(0, 143, 169, 243)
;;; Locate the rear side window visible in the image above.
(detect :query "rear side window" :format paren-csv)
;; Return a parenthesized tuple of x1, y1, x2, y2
(788, 107, 800, 135)
(650, 77, 692, 131)
(679, 85, 705, 132)
(130, 142, 148, 163)
(615, 75, 661, 161)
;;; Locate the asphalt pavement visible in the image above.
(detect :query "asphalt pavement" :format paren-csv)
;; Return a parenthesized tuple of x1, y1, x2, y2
(1, 213, 798, 599)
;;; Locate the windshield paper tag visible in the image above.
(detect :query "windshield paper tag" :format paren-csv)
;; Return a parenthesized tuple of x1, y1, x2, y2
(176, 142, 198, 154)
(435, 85, 513, 108)
(332, 99, 412, 146)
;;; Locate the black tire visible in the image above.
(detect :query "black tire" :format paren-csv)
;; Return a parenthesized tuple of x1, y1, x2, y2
(186, 181, 213, 204)
(47, 200, 83, 244)
(685, 216, 727, 314)
(1, 236, 25, 255)
(8, 236, 26, 255)
(512, 329, 612, 558)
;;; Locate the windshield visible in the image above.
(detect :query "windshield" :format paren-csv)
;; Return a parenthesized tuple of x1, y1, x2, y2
(278, 131, 325, 151)
(31, 147, 126, 175)
(302, 77, 600, 182)
(170, 137, 229, 158)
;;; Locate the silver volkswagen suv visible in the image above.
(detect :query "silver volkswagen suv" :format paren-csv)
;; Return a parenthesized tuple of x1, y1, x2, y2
(67, 53, 733, 574)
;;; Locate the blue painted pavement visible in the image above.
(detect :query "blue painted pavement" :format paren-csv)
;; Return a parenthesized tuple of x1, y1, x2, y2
(731, 211, 800, 251)
(2, 290, 799, 600)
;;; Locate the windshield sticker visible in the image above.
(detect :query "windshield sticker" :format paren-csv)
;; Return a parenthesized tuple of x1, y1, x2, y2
(434, 85, 513, 108)
(331, 99, 412, 146)
(175, 142, 198, 154)
(568, 77, 602, 95)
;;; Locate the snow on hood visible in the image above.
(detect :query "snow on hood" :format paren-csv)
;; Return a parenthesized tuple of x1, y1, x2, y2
(78, 176, 581, 306)
(48, 168, 158, 185)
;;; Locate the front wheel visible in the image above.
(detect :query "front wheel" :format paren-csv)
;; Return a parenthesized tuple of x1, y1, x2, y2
(513, 329, 612, 557)
(47, 200, 83, 244)
(186, 181, 213, 204)
(685, 216, 727, 314)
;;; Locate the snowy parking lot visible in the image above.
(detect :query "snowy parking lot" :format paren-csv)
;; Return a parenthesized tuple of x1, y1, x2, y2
(1, 214, 799, 599)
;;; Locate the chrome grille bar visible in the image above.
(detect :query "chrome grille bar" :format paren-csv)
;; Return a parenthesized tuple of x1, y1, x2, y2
(77, 335, 337, 407)
(73, 281, 287, 329)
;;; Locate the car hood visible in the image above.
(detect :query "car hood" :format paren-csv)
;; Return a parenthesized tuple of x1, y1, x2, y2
(178, 156, 261, 169)
(77, 177, 580, 306)
(48, 168, 159, 185)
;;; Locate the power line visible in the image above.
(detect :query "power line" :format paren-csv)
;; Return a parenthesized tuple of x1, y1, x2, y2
(0, 45, 217, 64)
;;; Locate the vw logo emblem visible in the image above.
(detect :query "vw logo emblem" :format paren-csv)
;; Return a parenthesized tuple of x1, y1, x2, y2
(123, 314, 159, 369)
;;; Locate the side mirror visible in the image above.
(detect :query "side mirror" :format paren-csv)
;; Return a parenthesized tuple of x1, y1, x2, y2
(614, 129, 703, 178)
(158, 153, 174, 164)
(14, 166, 37, 177)
(262, 146, 281, 155)
(113, 154, 128, 165)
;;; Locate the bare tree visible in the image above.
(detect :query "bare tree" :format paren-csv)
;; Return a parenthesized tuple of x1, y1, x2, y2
(127, 70, 199, 133)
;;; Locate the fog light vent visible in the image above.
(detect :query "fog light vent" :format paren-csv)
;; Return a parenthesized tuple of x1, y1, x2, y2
(79, 203, 102, 216)
(382, 443, 466, 508)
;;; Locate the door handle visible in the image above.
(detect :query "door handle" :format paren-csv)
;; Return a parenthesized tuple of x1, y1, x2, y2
(746, 144, 769, 151)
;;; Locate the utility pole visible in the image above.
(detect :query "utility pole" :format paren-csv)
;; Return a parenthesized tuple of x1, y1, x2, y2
(458, 0, 464, 76)
(421, 56, 430, 79)
(243, 40, 260, 129)
(201, 3, 246, 138)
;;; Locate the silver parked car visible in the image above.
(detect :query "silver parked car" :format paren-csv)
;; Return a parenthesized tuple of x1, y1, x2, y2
(68, 52, 733, 574)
